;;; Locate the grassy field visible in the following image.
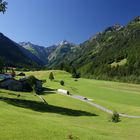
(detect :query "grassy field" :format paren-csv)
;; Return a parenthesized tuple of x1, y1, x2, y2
(0, 70, 140, 140)
(26, 70, 140, 116)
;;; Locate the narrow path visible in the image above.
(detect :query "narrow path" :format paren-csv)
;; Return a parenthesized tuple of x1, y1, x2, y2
(35, 94, 47, 103)
(57, 92, 140, 118)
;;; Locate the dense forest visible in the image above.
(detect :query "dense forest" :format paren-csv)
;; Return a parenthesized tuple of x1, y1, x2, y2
(49, 17, 140, 83)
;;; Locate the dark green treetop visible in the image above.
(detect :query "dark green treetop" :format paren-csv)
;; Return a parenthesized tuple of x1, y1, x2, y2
(0, 0, 7, 13)
(49, 72, 54, 81)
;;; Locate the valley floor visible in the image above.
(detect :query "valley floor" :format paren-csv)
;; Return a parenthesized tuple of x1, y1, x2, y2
(0, 70, 140, 140)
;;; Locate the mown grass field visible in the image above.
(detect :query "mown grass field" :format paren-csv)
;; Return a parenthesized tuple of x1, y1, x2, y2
(0, 70, 140, 140)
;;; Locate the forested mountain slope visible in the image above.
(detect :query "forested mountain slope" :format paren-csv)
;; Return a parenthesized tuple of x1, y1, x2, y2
(0, 33, 42, 67)
(49, 17, 140, 83)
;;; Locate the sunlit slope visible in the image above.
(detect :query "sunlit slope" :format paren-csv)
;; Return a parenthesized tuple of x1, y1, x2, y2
(0, 70, 140, 140)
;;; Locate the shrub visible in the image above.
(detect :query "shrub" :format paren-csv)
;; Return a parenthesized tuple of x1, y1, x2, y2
(60, 80, 64, 86)
(11, 69, 16, 77)
(71, 67, 81, 79)
(72, 71, 81, 79)
(111, 111, 120, 123)
(49, 72, 54, 81)
(27, 75, 37, 87)
(0, 58, 4, 73)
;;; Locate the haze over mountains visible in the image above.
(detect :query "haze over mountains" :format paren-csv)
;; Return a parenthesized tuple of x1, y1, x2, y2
(0, 16, 140, 82)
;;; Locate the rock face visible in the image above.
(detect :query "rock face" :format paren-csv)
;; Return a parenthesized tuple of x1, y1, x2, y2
(19, 42, 57, 65)
(104, 24, 123, 32)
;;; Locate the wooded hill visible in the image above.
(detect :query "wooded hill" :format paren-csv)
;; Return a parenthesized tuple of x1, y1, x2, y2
(48, 16, 140, 83)
(0, 33, 43, 68)
(1, 16, 140, 83)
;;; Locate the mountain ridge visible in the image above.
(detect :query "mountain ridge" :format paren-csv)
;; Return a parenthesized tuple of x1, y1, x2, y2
(0, 16, 140, 83)
(0, 33, 43, 67)
(45, 16, 140, 83)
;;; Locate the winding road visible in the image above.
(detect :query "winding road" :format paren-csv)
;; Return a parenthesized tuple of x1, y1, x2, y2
(57, 92, 140, 118)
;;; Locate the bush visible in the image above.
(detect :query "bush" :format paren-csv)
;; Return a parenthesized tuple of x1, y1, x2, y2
(60, 80, 64, 86)
(0, 58, 4, 73)
(68, 134, 73, 139)
(27, 75, 37, 87)
(111, 111, 120, 123)
(71, 67, 81, 79)
(11, 69, 16, 77)
(49, 72, 54, 81)
(72, 72, 80, 78)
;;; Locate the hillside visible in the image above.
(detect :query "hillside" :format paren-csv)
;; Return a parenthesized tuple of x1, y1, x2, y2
(1, 16, 140, 82)
(19, 42, 57, 65)
(0, 33, 43, 67)
(48, 17, 140, 83)
(48, 40, 78, 68)
(20, 40, 78, 68)
(1, 70, 140, 140)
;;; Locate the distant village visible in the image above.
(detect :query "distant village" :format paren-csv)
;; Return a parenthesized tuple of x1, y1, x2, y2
(0, 67, 43, 93)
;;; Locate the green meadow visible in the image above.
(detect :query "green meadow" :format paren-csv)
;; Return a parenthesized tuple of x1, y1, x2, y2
(0, 70, 140, 140)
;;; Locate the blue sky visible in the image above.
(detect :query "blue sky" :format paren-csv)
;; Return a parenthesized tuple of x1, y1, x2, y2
(0, 0, 140, 47)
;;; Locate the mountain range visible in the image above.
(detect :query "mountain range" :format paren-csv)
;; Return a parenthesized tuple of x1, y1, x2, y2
(0, 16, 140, 82)
(0, 33, 44, 67)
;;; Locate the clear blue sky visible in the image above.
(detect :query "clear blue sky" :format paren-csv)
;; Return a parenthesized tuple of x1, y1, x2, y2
(0, 0, 140, 47)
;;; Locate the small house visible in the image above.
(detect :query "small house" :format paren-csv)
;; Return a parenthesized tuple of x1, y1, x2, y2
(0, 78, 22, 91)
(0, 76, 43, 92)
(57, 89, 70, 95)
(0, 74, 12, 81)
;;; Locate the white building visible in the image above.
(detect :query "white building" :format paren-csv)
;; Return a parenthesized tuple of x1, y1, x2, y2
(57, 89, 70, 95)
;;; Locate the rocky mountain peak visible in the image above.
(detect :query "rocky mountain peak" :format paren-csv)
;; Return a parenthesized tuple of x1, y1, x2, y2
(19, 42, 32, 46)
(104, 24, 123, 32)
(59, 40, 70, 46)
(129, 16, 140, 24)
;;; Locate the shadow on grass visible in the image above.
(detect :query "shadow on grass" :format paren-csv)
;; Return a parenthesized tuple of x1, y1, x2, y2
(54, 80, 60, 83)
(43, 87, 57, 91)
(0, 90, 19, 96)
(41, 87, 57, 95)
(0, 90, 26, 97)
(0, 97, 98, 117)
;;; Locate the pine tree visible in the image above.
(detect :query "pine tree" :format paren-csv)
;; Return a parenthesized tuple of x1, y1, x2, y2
(0, 58, 4, 73)
(11, 69, 16, 77)
(49, 72, 54, 81)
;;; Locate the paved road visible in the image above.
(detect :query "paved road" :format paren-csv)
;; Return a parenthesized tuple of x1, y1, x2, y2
(57, 92, 140, 118)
